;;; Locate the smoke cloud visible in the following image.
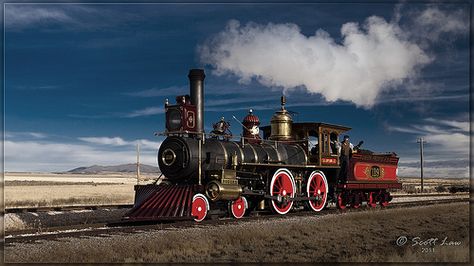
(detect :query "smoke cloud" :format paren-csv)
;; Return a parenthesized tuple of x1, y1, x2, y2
(198, 9, 464, 108)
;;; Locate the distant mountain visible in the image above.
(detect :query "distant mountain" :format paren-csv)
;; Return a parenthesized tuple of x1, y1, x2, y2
(67, 163, 160, 174)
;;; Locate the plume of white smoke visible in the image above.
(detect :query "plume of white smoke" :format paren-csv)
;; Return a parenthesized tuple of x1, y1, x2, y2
(198, 9, 465, 108)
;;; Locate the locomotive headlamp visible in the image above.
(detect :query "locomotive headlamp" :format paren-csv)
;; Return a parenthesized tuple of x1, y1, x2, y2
(167, 108, 182, 131)
(161, 148, 177, 166)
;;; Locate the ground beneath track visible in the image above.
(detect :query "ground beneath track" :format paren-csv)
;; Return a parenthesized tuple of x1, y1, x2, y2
(3, 202, 469, 263)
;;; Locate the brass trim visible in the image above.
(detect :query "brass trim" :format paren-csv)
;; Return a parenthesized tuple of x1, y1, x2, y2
(161, 148, 177, 166)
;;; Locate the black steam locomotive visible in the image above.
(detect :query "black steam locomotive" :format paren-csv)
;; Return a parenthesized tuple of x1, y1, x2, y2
(123, 69, 401, 222)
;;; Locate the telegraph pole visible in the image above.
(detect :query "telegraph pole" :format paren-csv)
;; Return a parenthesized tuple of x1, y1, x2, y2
(136, 143, 141, 185)
(417, 138, 425, 193)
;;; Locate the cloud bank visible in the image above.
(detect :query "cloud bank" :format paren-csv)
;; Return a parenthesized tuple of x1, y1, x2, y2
(199, 7, 467, 108)
(386, 116, 469, 177)
(5, 133, 162, 172)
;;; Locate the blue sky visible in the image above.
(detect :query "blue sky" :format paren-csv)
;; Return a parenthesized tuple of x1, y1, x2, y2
(3, 2, 470, 177)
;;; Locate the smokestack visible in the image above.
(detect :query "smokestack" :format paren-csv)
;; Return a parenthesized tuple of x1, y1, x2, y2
(188, 69, 206, 137)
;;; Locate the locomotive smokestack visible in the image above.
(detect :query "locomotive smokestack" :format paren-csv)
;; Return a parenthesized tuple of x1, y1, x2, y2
(188, 69, 206, 137)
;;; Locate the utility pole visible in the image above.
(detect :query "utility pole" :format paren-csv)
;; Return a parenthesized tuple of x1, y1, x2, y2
(417, 138, 426, 193)
(136, 143, 141, 185)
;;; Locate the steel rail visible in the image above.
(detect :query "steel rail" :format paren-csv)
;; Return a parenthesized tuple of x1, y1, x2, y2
(4, 197, 469, 244)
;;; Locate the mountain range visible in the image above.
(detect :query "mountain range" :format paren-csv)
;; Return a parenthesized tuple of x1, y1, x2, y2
(67, 163, 160, 174)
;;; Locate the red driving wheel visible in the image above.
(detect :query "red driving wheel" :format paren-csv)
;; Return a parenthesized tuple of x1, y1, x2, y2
(229, 196, 247, 219)
(270, 168, 296, 215)
(191, 193, 209, 222)
(307, 171, 328, 212)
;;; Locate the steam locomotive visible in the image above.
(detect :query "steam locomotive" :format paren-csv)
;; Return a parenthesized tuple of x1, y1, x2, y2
(123, 69, 402, 222)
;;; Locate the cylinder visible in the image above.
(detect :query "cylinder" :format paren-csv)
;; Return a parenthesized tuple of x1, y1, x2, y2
(205, 181, 242, 201)
(188, 69, 206, 137)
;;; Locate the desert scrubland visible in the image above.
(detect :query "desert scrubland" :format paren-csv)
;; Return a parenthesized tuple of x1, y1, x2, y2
(3, 173, 469, 208)
(4, 172, 158, 208)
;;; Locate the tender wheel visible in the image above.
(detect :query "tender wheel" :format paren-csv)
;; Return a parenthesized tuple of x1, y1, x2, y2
(336, 192, 347, 210)
(351, 192, 361, 209)
(380, 191, 390, 207)
(191, 193, 209, 222)
(269, 168, 296, 215)
(368, 192, 377, 208)
(306, 171, 328, 212)
(229, 196, 248, 219)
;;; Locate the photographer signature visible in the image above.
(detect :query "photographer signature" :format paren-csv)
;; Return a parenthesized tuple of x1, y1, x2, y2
(396, 236, 462, 247)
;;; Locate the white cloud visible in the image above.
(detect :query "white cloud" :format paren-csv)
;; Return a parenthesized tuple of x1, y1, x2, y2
(5, 138, 161, 172)
(386, 117, 469, 177)
(423, 133, 469, 153)
(137, 139, 162, 150)
(424, 118, 469, 133)
(5, 4, 140, 32)
(125, 107, 164, 118)
(199, 6, 468, 109)
(385, 125, 424, 135)
(5, 131, 48, 139)
(5, 5, 81, 31)
(78, 136, 129, 146)
(199, 17, 432, 108)
(78, 136, 161, 150)
(412, 7, 468, 42)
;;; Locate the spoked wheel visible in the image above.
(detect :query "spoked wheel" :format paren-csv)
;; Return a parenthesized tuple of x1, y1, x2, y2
(191, 193, 209, 222)
(351, 192, 362, 209)
(380, 191, 390, 207)
(368, 192, 377, 208)
(306, 171, 328, 212)
(229, 196, 248, 219)
(269, 168, 296, 215)
(336, 192, 347, 210)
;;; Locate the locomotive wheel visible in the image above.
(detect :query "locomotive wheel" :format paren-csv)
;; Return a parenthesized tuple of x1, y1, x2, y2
(336, 193, 347, 210)
(306, 171, 328, 212)
(229, 196, 248, 219)
(380, 191, 390, 207)
(269, 168, 296, 215)
(191, 193, 209, 222)
(368, 192, 377, 208)
(351, 192, 361, 209)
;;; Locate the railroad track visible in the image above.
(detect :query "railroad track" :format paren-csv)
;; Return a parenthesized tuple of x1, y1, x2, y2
(4, 203, 134, 214)
(4, 192, 468, 214)
(4, 196, 469, 245)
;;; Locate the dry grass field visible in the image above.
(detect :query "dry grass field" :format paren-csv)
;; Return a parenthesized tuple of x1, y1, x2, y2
(4, 202, 469, 263)
(2, 173, 469, 208)
(398, 177, 469, 194)
(4, 172, 158, 208)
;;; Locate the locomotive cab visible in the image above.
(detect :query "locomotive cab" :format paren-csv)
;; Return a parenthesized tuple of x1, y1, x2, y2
(261, 122, 350, 167)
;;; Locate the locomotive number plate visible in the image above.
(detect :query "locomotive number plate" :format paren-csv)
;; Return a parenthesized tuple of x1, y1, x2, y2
(364, 165, 385, 178)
